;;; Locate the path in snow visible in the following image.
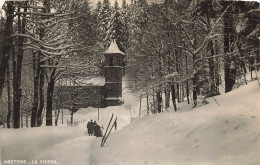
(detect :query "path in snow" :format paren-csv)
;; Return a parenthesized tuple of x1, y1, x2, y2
(35, 135, 96, 165)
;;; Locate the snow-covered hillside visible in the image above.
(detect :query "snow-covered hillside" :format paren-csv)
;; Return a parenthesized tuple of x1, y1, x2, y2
(90, 80, 260, 165)
(0, 80, 259, 165)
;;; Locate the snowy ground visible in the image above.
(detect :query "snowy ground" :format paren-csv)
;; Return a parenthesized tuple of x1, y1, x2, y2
(1, 78, 260, 165)
(90, 80, 260, 165)
(0, 106, 135, 165)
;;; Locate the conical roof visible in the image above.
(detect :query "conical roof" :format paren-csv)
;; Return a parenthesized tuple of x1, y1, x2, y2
(104, 40, 125, 55)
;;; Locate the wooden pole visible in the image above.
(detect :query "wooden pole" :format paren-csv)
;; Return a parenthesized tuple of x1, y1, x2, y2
(139, 96, 141, 116)
(98, 95, 100, 120)
(254, 58, 260, 87)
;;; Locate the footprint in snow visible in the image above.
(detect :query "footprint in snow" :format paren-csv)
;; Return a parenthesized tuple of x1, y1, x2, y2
(251, 138, 258, 143)
(233, 122, 246, 130)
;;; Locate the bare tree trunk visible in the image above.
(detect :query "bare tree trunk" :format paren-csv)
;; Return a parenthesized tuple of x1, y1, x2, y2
(36, 25, 46, 127)
(70, 110, 73, 126)
(164, 1, 174, 108)
(179, 83, 182, 102)
(20, 114, 23, 128)
(156, 91, 162, 113)
(26, 111, 28, 128)
(46, 76, 55, 126)
(36, 0, 50, 126)
(182, 82, 185, 102)
(176, 83, 180, 103)
(223, 2, 236, 93)
(185, 52, 190, 104)
(55, 80, 61, 126)
(30, 1, 39, 126)
(214, 40, 221, 92)
(174, 48, 181, 104)
(193, 71, 198, 107)
(208, 40, 216, 96)
(55, 110, 60, 126)
(37, 67, 44, 126)
(13, 4, 27, 128)
(152, 88, 155, 114)
(0, 2, 14, 96)
(31, 52, 40, 127)
(165, 87, 170, 108)
(62, 109, 63, 124)
(171, 84, 177, 111)
(7, 59, 12, 128)
(186, 80, 190, 104)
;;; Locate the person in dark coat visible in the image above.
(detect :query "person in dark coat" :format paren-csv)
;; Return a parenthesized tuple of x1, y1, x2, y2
(87, 119, 94, 136)
(93, 121, 102, 137)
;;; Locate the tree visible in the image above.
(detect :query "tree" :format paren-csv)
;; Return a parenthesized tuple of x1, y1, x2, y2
(98, 0, 111, 46)
(121, 0, 129, 51)
(236, 2, 260, 76)
(106, 0, 127, 52)
(222, 1, 237, 93)
(12, 1, 28, 128)
(8, 0, 95, 127)
(197, 1, 220, 97)
(0, 2, 14, 96)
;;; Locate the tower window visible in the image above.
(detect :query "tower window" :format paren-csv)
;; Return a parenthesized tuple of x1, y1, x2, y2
(109, 58, 113, 66)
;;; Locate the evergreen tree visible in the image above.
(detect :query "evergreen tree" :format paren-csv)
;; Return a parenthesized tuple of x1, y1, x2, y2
(237, 2, 260, 72)
(105, 0, 128, 52)
(121, 0, 129, 51)
(96, 1, 102, 14)
(114, 0, 119, 10)
(122, 0, 127, 9)
(98, 0, 111, 46)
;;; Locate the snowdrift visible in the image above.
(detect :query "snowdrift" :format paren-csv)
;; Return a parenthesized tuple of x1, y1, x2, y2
(90, 81, 260, 165)
(0, 80, 259, 165)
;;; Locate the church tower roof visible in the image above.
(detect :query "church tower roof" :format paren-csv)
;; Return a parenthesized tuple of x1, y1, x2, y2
(104, 40, 125, 55)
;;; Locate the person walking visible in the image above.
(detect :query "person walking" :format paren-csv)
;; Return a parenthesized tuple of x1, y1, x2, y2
(89, 120, 94, 135)
(93, 121, 102, 137)
(87, 119, 94, 136)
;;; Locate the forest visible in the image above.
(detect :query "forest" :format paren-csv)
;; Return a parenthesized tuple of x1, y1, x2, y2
(0, 0, 259, 129)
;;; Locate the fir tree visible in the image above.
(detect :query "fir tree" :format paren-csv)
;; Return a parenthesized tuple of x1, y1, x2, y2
(105, 0, 128, 52)
(98, 0, 111, 45)
(114, 0, 119, 11)
(122, 0, 127, 9)
(96, 1, 102, 13)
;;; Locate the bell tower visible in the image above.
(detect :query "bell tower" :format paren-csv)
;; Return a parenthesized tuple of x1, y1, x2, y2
(103, 40, 125, 106)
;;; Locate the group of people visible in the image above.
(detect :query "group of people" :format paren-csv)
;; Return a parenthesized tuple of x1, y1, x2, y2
(86, 119, 103, 137)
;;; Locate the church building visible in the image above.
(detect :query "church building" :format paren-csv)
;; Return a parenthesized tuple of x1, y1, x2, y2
(56, 40, 125, 110)
(103, 40, 125, 106)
